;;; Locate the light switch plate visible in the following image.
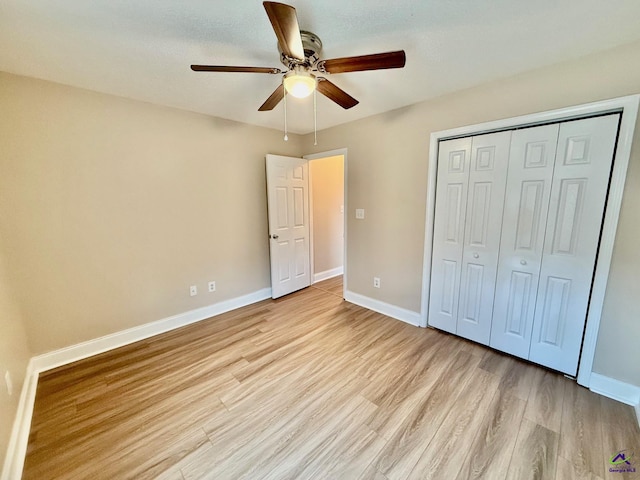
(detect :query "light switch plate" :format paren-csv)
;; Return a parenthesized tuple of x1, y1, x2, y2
(355, 208, 365, 219)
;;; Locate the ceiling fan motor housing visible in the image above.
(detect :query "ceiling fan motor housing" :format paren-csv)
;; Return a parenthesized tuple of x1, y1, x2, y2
(279, 30, 323, 68)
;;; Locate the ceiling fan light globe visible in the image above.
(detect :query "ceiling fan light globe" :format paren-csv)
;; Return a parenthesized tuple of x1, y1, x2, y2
(283, 73, 316, 98)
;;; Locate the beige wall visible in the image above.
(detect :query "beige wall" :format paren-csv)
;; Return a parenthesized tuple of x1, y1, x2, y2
(0, 72, 303, 356)
(1, 40, 639, 454)
(310, 155, 344, 276)
(303, 40, 640, 387)
(0, 240, 31, 468)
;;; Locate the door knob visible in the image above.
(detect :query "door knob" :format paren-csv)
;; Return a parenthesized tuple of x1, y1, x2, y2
(520, 259, 527, 265)
(271, 234, 279, 239)
(473, 252, 479, 259)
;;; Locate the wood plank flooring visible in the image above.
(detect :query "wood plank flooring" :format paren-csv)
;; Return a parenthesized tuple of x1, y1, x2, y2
(22, 276, 640, 479)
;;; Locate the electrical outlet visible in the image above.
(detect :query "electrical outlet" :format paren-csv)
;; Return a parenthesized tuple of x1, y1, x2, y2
(208, 281, 216, 292)
(373, 277, 381, 288)
(5, 370, 13, 396)
(189, 285, 197, 297)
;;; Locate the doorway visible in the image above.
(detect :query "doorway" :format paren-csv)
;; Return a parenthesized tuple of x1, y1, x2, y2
(305, 149, 347, 296)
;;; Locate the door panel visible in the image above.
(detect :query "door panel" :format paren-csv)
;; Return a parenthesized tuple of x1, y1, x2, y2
(461, 263, 484, 323)
(514, 181, 545, 250)
(293, 187, 305, 226)
(277, 241, 291, 281)
(457, 131, 511, 345)
(467, 182, 492, 247)
(550, 178, 586, 256)
(505, 271, 533, 337)
(266, 154, 311, 299)
(490, 124, 559, 358)
(445, 184, 465, 243)
(538, 275, 571, 346)
(428, 138, 472, 333)
(529, 114, 620, 375)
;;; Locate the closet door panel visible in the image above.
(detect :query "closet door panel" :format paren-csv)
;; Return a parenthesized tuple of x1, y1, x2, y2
(457, 131, 511, 345)
(490, 124, 559, 358)
(428, 137, 472, 333)
(529, 115, 620, 375)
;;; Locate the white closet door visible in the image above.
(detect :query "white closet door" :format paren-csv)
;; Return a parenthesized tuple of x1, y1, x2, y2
(490, 124, 559, 357)
(428, 137, 472, 333)
(456, 131, 511, 345)
(529, 114, 620, 375)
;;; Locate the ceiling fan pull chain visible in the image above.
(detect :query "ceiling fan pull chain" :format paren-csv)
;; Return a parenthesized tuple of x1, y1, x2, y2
(283, 83, 288, 142)
(314, 88, 318, 146)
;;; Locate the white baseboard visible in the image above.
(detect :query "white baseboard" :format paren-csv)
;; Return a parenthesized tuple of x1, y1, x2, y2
(589, 373, 640, 427)
(1, 287, 272, 480)
(30, 288, 272, 373)
(344, 290, 421, 327)
(1, 362, 38, 480)
(313, 266, 343, 283)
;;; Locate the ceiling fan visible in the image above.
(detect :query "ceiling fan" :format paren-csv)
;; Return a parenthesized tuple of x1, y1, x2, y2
(190, 1, 406, 112)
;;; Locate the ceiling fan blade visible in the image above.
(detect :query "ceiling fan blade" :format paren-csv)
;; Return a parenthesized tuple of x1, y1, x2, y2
(263, 2, 305, 61)
(191, 65, 283, 74)
(316, 78, 359, 109)
(258, 84, 285, 111)
(317, 50, 406, 74)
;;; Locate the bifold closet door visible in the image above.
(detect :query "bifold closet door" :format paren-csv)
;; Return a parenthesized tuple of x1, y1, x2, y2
(428, 137, 472, 334)
(490, 124, 559, 358)
(456, 131, 511, 344)
(529, 114, 620, 375)
(429, 131, 511, 343)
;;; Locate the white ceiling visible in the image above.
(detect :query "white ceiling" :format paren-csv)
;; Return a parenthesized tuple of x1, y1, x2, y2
(2, 1, 640, 135)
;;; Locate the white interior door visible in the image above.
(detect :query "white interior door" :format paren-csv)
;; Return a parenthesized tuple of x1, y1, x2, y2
(266, 154, 311, 299)
(428, 137, 472, 333)
(490, 124, 559, 358)
(456, 131, 511, 345)
(529, 114, 620, 375)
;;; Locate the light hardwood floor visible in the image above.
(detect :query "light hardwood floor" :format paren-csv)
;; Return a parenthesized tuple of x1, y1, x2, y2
(23, 276, 640, 479)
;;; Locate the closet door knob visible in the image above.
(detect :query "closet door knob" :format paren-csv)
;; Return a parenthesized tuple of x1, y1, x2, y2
(473, 252, 479, 259)
(520, 259, 527, 265)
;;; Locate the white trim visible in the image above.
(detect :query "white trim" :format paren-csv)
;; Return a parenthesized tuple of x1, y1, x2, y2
(589, 373, 640, 407)
(420, 95, 640, 386)
(1, 287, 271, 480)
(345, 290, 421, 327)
(304, 148, 348, 300)
(576, 98, 640, 386)
(30, 288, 272, 373)
(1, 363, 38, 480)
(420, 128, 440, 328)
(635, 403, 640, 429)
(313, 266, 344, 283)
(308, 162, 316, 281)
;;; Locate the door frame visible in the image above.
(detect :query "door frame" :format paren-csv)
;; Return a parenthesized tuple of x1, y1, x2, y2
(304, 148, 348, 298)
(420, 94, 640, 387)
